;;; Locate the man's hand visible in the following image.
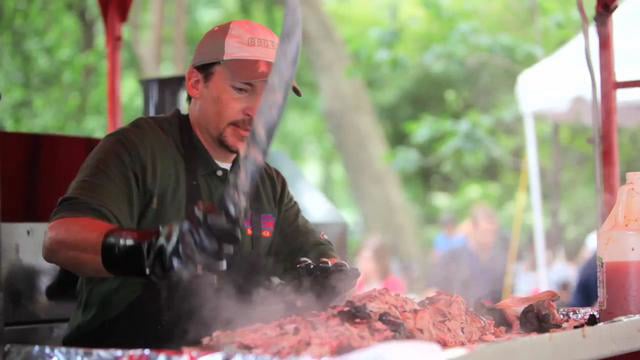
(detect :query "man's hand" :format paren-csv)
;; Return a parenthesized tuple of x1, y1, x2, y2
(101, 202, 241, 279)
(294, 257, 360, 306)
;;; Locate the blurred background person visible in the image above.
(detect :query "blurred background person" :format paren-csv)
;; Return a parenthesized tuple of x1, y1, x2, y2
(355, 237, 407, 294)
(427, 203, 507, 304)
(570, 230, 598, 306)
(575, 230, 598, 265)
(571, 253, 597, 306)
(547, 246, 577, 306)
(431, 213, 466, 261)
(512, 250, 539, 296)
(556, 280, 574, 307)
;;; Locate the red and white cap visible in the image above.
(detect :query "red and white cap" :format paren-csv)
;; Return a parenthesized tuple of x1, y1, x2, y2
(191, 20, 302, 97)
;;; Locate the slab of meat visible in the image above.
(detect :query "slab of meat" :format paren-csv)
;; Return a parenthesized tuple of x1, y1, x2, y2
(476, 290, 597, 334)
(201, 289, 506, 358)
(488, 290, 560, 332)
(519, 299, 563, 333)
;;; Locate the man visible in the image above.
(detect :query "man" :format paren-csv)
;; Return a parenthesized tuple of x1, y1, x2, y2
(43, 19, 356, 348)
(428, 203, 507, 305)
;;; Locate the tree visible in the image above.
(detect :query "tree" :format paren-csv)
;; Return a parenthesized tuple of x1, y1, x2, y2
(130, 0, 164, 78)
(2, 0, 631, 276)
(172, 0, 188, 73)
(300, 0, 423, 275)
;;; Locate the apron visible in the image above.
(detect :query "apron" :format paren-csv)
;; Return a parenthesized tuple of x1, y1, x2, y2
(156, 114, 225, 347)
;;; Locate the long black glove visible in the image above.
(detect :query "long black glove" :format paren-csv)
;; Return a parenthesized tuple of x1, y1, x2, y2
(294, 257, 360, 306)
(101, 203, 241, 279)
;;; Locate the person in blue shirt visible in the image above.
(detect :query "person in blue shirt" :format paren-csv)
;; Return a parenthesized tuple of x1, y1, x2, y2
(432, 214, 466, 259)
(428, 205, 506, 304)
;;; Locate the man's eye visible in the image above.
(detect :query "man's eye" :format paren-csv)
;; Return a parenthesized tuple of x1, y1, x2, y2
(232, 85, 249, 94)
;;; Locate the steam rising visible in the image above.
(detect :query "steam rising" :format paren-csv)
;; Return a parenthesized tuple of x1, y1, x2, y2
(159, 270, 338, 347)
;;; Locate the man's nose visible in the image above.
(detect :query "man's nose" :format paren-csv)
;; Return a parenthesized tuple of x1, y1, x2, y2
(242, 102, 257, 119)
(242, 93, 265, 119)
(242, 101, 254, 117)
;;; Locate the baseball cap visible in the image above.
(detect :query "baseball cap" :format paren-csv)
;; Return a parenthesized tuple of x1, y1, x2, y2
(191, 20, 302, 97)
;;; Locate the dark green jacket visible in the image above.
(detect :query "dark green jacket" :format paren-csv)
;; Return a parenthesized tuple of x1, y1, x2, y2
(51, 110, 336, 347)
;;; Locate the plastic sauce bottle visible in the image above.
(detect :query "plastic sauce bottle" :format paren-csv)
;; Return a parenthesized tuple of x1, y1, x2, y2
(598, 172, 640, 322)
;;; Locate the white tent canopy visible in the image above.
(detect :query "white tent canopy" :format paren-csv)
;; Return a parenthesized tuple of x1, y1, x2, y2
(516, 0, 640, 127)
(515, 0, 640, 291)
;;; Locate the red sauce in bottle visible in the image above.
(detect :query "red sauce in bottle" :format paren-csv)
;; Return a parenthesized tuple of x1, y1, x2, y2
(598, 173, 640, 359)
(601, 260, 640, 321)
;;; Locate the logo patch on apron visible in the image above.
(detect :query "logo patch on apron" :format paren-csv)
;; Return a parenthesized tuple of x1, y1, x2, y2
(244, 217, 253, 236)
(260, 214, 276, 238)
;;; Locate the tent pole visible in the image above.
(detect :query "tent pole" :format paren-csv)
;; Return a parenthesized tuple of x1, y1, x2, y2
(596, 0, 619, 220)
(523, 113, 549, 291)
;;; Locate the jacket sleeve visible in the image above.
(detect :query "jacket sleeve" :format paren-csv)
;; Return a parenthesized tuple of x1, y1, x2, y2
(270, 167, 337, 272)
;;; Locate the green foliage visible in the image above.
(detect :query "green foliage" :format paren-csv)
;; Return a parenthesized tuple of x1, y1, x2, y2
(2, 0, 627, 259)
(1, 1, 102, 134)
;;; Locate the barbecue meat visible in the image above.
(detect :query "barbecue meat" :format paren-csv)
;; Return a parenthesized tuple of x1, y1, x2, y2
(415, 291, 506, 346)
(477, 290, 592, 334)
(489, 290, 560, 332)
(519, 300, 563, 333)
(201, 289, 506, 358)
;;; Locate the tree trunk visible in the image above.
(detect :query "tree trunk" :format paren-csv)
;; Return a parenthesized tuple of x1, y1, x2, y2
(131, 0, 164, 77)
(300, 0, 423, 279)
(172, 0, 188, 73)
(149, 0, 164, 74)
(68, 1, 96, 121)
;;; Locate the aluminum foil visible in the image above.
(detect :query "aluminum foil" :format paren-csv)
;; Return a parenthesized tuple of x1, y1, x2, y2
(558, 307, 599, 324)
(4, 342, 449, 360)
(4, 344, 209, 360)
(3, 344, 315, 360)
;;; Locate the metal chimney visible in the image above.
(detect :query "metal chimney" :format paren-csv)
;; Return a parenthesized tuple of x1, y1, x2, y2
(140, 76, 186, 116)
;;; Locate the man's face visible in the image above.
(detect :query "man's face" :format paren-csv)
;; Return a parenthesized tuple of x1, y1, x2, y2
(472, 218, 498, 249)
(187, 61, 268, 160)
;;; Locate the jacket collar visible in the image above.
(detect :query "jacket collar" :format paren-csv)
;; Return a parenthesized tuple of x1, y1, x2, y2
(177, 110, 239, 175)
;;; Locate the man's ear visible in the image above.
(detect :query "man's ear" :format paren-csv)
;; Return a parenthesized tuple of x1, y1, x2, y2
(186, 67, 202, 100)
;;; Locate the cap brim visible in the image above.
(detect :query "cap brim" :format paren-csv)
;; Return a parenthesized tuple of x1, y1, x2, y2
(221, 60, 302, 97)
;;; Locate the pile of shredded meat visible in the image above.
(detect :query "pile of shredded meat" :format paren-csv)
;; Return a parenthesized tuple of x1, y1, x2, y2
(201, 289, 508, 358)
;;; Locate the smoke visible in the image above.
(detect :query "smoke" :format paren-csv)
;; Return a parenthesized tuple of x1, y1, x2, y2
(159, 264, 335, 347)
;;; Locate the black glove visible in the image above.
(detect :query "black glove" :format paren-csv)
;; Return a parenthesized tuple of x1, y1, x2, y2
(101, 202, 241, 279)
(294, 257, 360, 306)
